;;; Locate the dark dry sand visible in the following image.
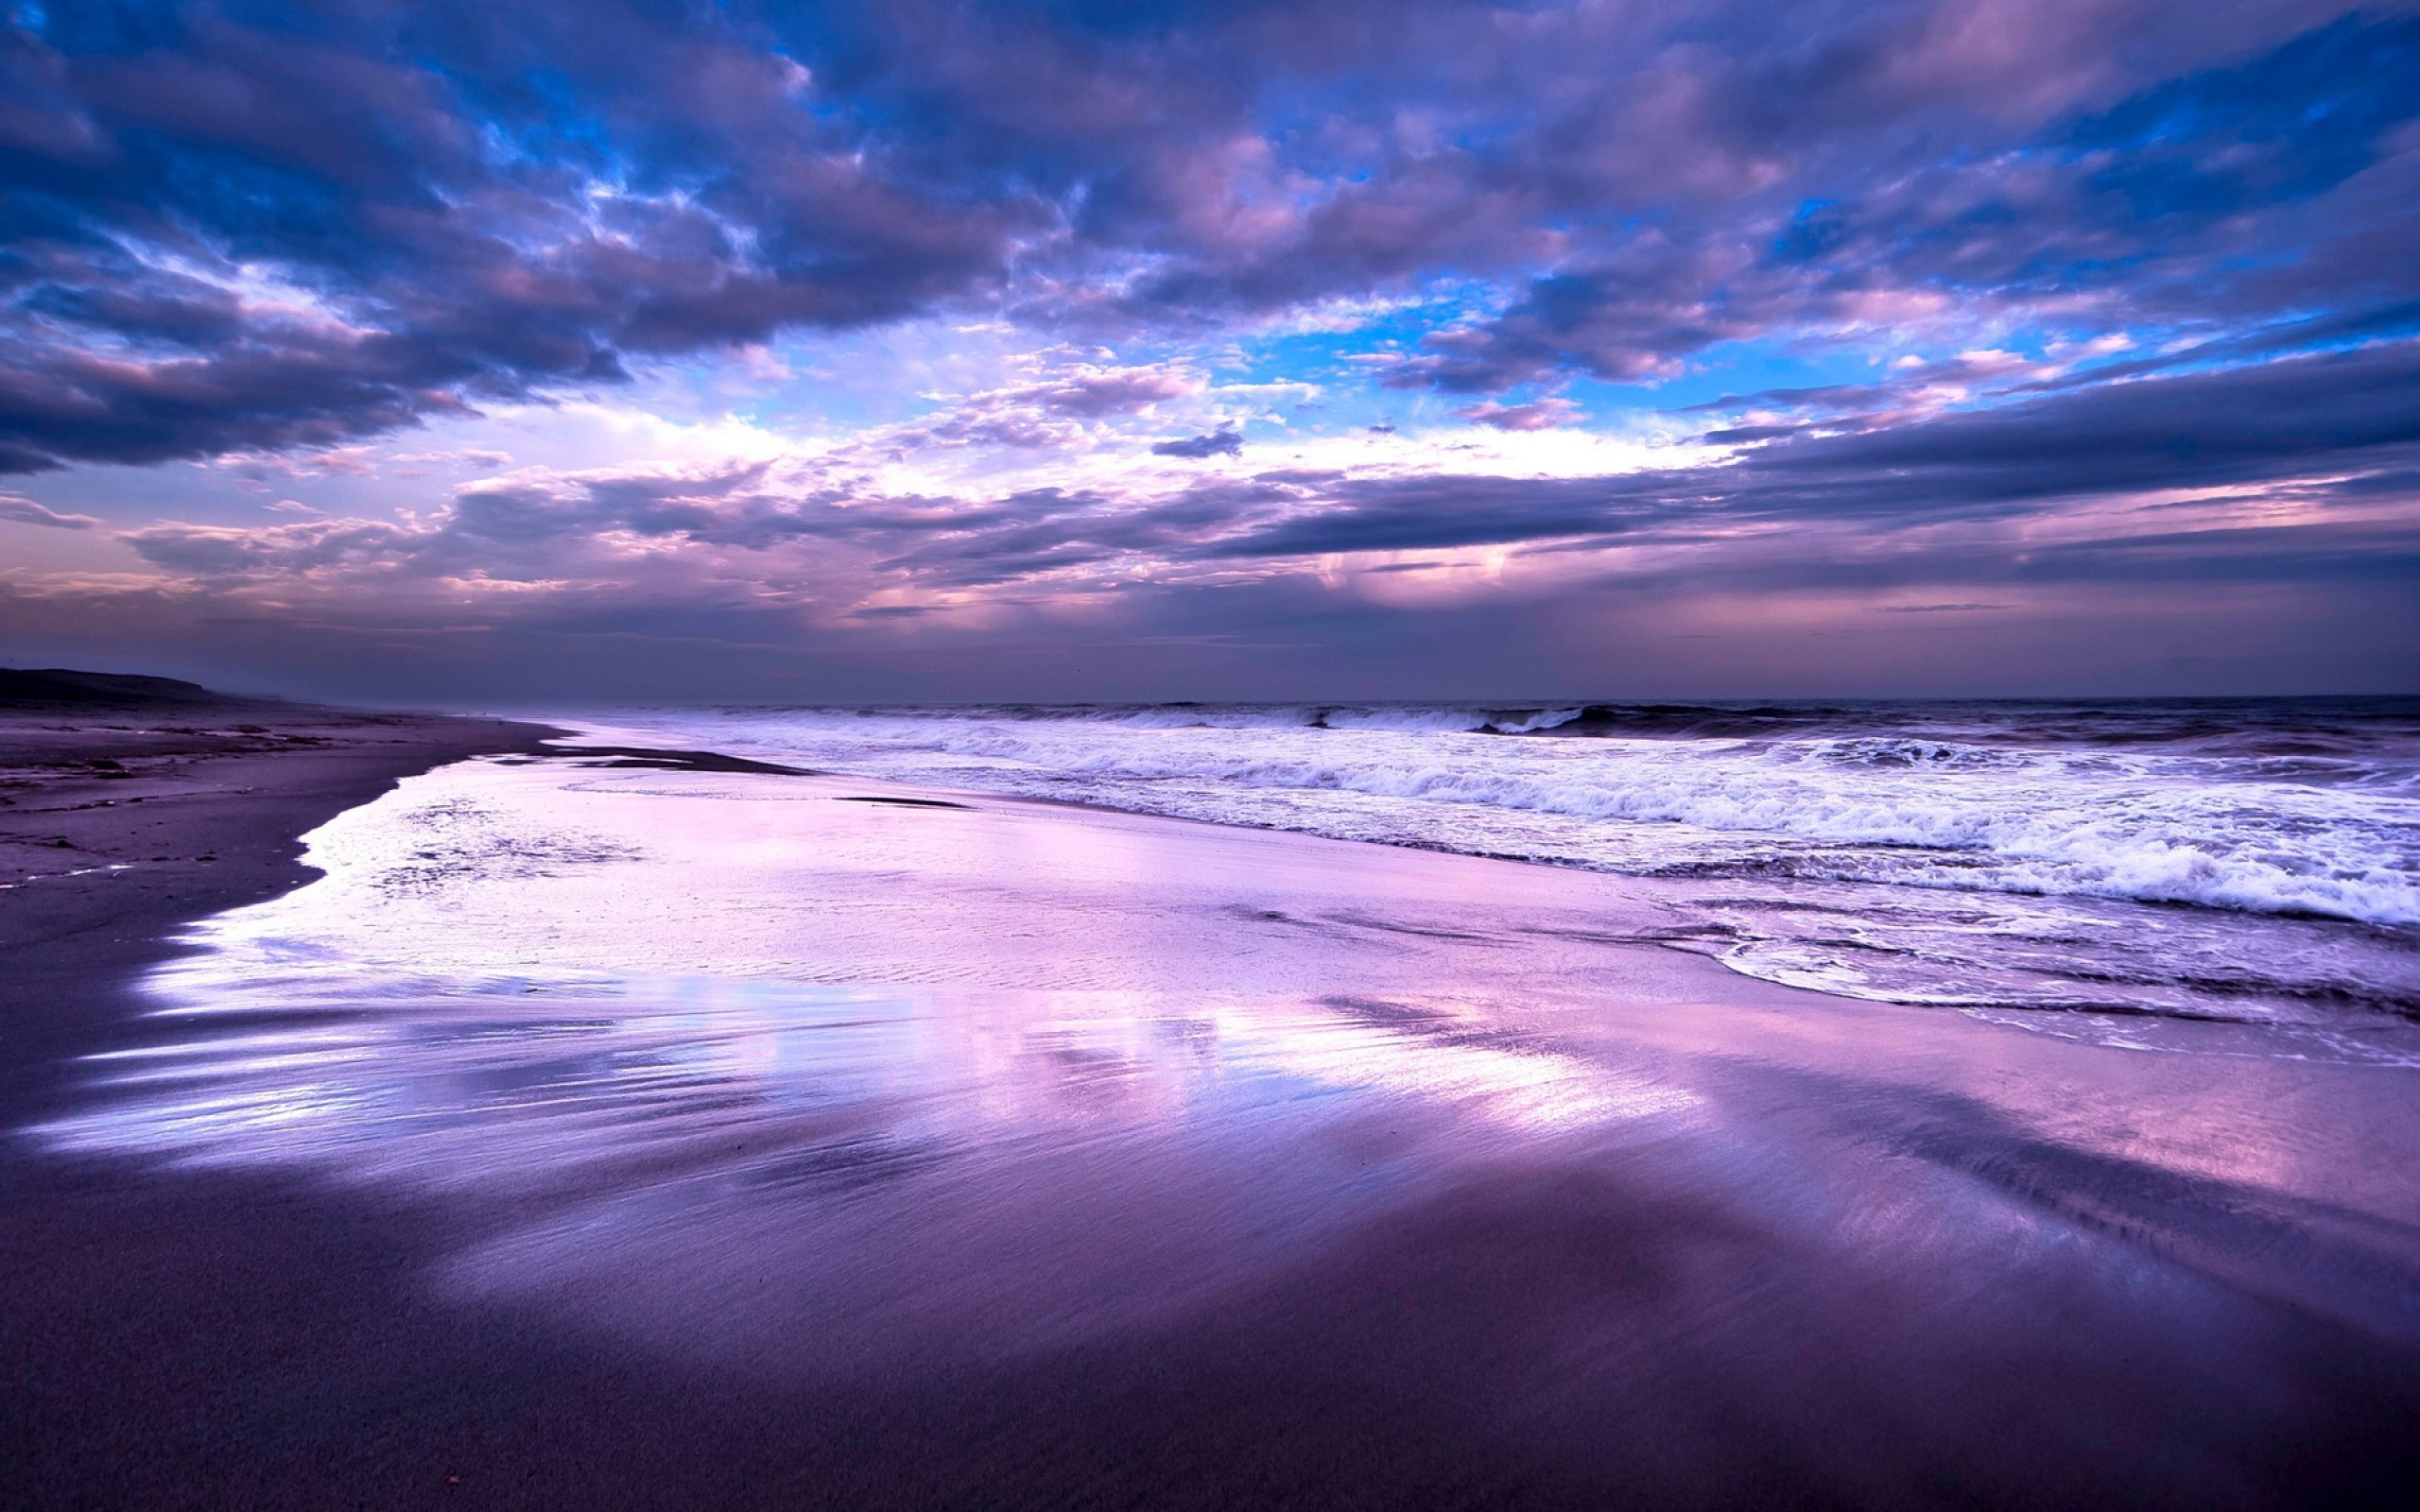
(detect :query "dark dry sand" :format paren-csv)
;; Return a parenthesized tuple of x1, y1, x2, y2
(5, 698, 2420, 1511)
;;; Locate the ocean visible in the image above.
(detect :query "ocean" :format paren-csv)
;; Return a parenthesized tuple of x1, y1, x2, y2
(593, 696, 2420, 1062)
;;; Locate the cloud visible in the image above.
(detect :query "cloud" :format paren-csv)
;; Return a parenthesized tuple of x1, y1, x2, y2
(1456, 397, 1579, 431)
(81, 336, 2420, 618)
(880, 362, 1207, 453)
(5, 3, 2403, 480)
(1384, 12, 2420, 392)
(0, 2, 1032, 472)
(122, 516, 416, 575)
(1019, 365, 1203, 418)
(1207, 339, 2420, 557)
(1152, 425, 1244, 458)
(2, 2, 2416, 701)
(0, 492, 98, 528)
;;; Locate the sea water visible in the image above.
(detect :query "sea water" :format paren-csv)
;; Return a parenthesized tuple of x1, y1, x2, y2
(589, 697, 2420, 1049)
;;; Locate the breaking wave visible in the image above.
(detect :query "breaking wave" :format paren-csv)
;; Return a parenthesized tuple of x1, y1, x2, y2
(579, 697, 2420, 1035)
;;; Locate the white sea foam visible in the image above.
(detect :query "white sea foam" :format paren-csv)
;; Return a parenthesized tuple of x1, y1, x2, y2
(556, 701, 2420, 1032)
(616, 709, 2420, 927)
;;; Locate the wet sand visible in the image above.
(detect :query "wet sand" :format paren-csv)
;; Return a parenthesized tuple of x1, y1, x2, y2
(6, 713, 2420, 1509)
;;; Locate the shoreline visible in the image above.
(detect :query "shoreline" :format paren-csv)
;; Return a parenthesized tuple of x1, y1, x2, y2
(8, 707, 2420, 1508)
(0, 704, 563, 1111)
(537, 715, 2420, 1064)
(1, 700, 581, 1506)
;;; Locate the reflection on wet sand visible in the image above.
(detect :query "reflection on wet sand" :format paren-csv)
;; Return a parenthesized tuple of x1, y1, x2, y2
(32, 756, 2420, 1503)
(49, 973, 1707, 1360)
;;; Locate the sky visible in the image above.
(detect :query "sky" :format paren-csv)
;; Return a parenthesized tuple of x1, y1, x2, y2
(1, 0, 2416, 705)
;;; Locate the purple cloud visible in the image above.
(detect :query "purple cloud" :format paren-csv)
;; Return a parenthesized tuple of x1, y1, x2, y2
(1456, 398, 1579, 432)
(0, 492, 98, 528)
(8, 2, 2406, 476)
(0, 1, 2414, 701)
(1152, 425, 1244, 459)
